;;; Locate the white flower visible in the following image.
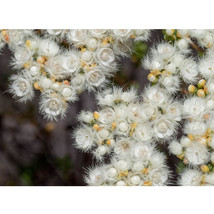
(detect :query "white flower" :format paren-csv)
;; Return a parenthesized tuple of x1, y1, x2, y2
(148, 168, 168, 186)
(168, 141, 182, 155)
(198, 57, 214, 79)
(61, 52, 80, 73)
(106, 167, 117, 178)
(179, 169, 202, 186)
(166, 102, 182, 121)
(185, 143, 210, 165)
(153, 119, 174, 139)
(115, 180, 127, 186)
(10, 75, 34, 102)
(207, 78, 214, 94)
(98, 108, 116, 124)
(183, 97, 206, 118)
(40, 77, 53, 89)
(86, 37, 98, 50)
(185, 121, 206, 136)
(75, 127, 94, 151)
(90, 29, 106, 37)
(81, 51, 93, 62)
(130, 175, 141, 185)
(40, 96, 66, 120)
(96, 48, 115, 67)
(61, 86, 77, 102)
(131, 143, 153, 160)
(205, 173, 214, 185)
(143, 86, 166, 105)
(38, 39, 60, 57)
(67, 30, 88, 43)
(86, 69, 105, 88)
(85, 167, 105, 186)
(113, 29, 131, 38)
(114, 139, 132, 157)
(133, 124, 153, 141)
(180, 59, 198, 83)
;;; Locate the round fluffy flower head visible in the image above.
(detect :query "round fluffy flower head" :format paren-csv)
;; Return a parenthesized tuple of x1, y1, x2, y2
(40, 93, 67, 121)
(85, 142, 170, 186)
(9, 73, 34, 102)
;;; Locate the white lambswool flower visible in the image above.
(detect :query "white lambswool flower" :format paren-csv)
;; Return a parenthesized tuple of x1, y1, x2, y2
(94, 145, 110, 160)
(72, 73, 86, 90)
(166, 102, 182, 121)
(185, 121, 206, 136)
(86, 69, 105, 88)
(176, 39, 189, 52)
(211, 153, 214, 164)
(205, 96, 214, 110)
(143, 86, 166, 105)
(133, 29, 151, 41)
(62, 51, 80, 73)
(142, 103, 158, 119)
(112, 29, 132, 39)
(149, 153, 166, 168)
(179, 59, 198, 83)
(113, 159, 131, 171)
(78, 111, 93, 123)
(183, 97, 206, 118)
(86, 37, 98, 50)
(206, 77, 214, 94)
(198, 56, 214, 79)
(148, 168, 168, 186)
(159, 75, 180, 94)
(67, 30, 88, 43)
(12, 48, 33, 68)
(98, 107, 116, 124)
(38, 39, 60, 57)
(85, 167, 106, 186)
(40, 95, 67, 121)
(116, 120, 130, 134)
(128, 103, 145, 122)
(131, 143, 153, 160)
(156, 43, 176, 59)
(74, 127, 94, 151)
(96, 48, 115, 67)
(40, 77, 53, 89)
(133, 124, 153, 141)
(168, 141, 183, 155)
(153, 118, 174, 139)
(89, 29, 107, 38)
(61, 86, 77, 102)
(9, 74, 34, 102)
(185, 143, 210, 165)
(179, 169, 202, 186)
(180, 136, 191, 147)
(204, 173, 214, 185)
(113, 138, 132, 158)
(47, 29, 64, 36)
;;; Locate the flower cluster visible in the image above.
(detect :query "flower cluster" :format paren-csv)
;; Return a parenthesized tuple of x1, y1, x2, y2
(2, 29, 150, 120)
(143, 42, 199, 94)
(75, 86, 181, 161)
(86, 143, 169, 186)
(165, 29, 214, 50)
(75, 85, 183, 185)
(168, 44, 214, 185)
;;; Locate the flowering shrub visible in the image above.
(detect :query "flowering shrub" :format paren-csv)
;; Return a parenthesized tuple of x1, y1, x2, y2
(2, 29, 214, 186)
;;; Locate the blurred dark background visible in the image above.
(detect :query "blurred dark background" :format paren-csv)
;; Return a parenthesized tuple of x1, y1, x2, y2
(0, 30, 180, 185)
